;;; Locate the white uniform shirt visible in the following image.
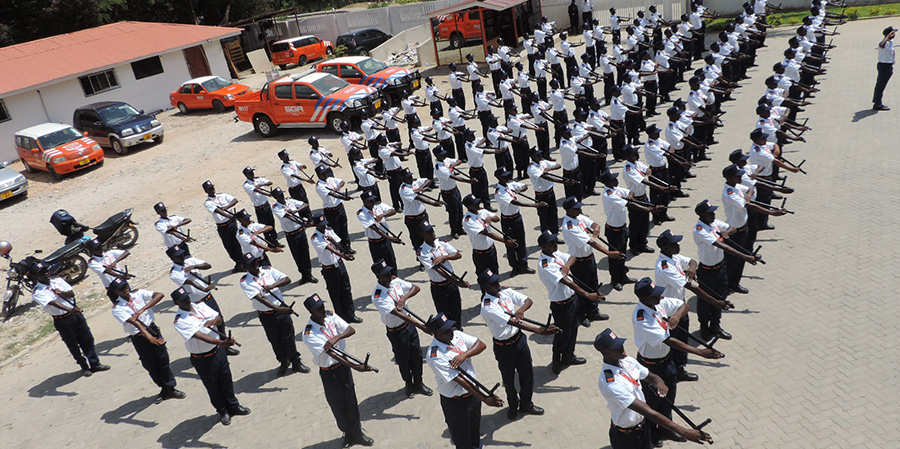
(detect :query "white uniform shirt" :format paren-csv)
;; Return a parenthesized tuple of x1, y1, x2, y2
(633, 297, 684, 358)
(88, 249, 126, 288)
(111, 290, 156, 336)
(424, 84, 440, 103)
(693, 219, 730, 266)
(435, 158, 460, 191)
(433, 117, 453, 140)
(311, 228, 342, 266)
(644, 138, 670, 167)
(749, 143, 776, 176)
(610, 97, 628, 121)
(204, 193, 236, 224)
(281, 160, 306, 188)
(418, 240, 459, 283)
(495, 181, 525, 216)
(412, 128, 430, 151)
(480, 288, 528, 340)
(310, 147, 334, 167)
(237, 222, 267, 258)
(465, 140, 485, 168)
(303, 312, 349, 368)
(537, 251, 575, 301)
(379, 146, 403, 171)
(174, 302, 219, 354)
(527, 161, 555, 193)
(371, 278, 414, 329)
(664, 121, 685, 151)
(722, 183, 750, 228)
(169, 257, 210, 302)
(561, 214, 596, 258)
(316, 177, 345, 209)
(32, 278, 75, 316)
(602, 186, 630, 227)
(449, 106, 466, 128)
(550, 89, 566, 112)
(622, 161, 649, 197)
(880, 39, 896, 64)
(155, 215, 188, 248)
(400, 179, 428, 216)
(640, 59, 658, 82)
(449, 71, 464, 90)
(599, 357, 650, 427)
(272, 199, 306, 234)
(426, 330, 479, 398)
(357, 203, 394, 240)
(463, 209, 497, 251)
(341, 131, 363, 153)
(243, 178, 271, 207)
(240, 267, 289, 312)
(655, 253, 693, 300)
(487, 53, 501, 71)
(559, 138, 579, 171)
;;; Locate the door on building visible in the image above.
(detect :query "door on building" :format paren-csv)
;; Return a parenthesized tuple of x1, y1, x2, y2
(183, 45, 212, 78)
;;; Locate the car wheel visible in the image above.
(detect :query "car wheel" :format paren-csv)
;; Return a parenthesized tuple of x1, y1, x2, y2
(254, 115, 279, 137)
(212, 99, 225, 113)
(326, 47, 334, 57)
(47, 164, 62, 180)
(382, 94, 393, 108)
(177, 102, 189, 114)
(327, 112, 345, 135)
(450, 33, 464, 49)
(153, 135, 164, 144)
(358, 48, 370, 56)
(298, 55, 308, 66)
(111, 137, 127, 155)
(20, 159, 34, 174)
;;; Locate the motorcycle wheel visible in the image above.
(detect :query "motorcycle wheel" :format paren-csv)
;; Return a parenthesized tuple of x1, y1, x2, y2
(2, 286, 20, 319)
(59, 255, 88, 285)
(113, 223, 139, 249)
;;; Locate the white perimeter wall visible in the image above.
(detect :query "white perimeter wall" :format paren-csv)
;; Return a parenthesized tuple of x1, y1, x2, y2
(0, 40, 231, 163)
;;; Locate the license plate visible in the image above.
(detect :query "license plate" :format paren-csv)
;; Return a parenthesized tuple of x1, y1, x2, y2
(143, 133, 152, 140)
(78, 158, 90, 166)
(413, 80, 420, 88)
(375, 100, 382, 109)
(0, 191, 11, 200)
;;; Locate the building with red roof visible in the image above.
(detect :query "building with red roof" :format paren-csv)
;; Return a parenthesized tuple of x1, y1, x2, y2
(0, 21, 241, 162)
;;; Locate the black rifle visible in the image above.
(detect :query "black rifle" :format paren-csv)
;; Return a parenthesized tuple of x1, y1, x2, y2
(329, 346, 379, 373)
(456, 367, 500, 399)
(209, 328, 242, 347)
(505, 310, 557, 331)
(645, 384, 713, 441)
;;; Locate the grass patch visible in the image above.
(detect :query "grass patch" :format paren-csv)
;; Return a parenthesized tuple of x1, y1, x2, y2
(706, 2, 900, 32)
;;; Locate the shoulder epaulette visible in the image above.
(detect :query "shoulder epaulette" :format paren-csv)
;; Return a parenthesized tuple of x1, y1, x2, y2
(541, 259, 549, 267)
(660, 260, 668, 269)
(483, 297, 492, 306)
(566, 221, 574, 229)
(604, 369, 615, 383)
(637, 309, 645, 321)
(430, 346, 439, 357)
(304, 324, 312, 335)
(374, 288, 382, 298)
(326, 310, 334, 316)
(240, 274, 249, 282)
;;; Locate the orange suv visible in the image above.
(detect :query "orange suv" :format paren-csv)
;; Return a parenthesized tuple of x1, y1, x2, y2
(438, 10, 483, 49)
(15, 123, 104, 179)
(271, 36, 334, 69)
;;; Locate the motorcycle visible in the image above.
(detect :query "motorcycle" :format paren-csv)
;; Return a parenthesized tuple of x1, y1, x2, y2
(50, 208, 140, 251)
(1, 241, 40, 319)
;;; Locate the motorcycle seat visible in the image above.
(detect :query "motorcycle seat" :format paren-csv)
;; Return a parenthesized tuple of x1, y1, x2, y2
(42, 241, 84, 265)
(93, 210, 131, 236)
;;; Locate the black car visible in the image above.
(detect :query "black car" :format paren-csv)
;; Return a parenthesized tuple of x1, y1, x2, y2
(73, 101, 164, 155)
(336, 28, 392, 56)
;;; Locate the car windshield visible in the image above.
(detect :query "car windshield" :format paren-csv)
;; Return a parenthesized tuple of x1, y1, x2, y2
(357, 58, 388, 75)
(98, 103, 141, 125)
(38, 128, 83, 149)
(200, 77, 233, 92)
(310, 75, 349, 96)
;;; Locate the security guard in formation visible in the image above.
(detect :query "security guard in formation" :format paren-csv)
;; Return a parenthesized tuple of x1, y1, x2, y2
(462, 194, 513, 277)
(494, 168, 542, 275)
(235, 209, 280, 267)
(278, 148, 313, 203)
(400, 168, 442, 255)
(301, 294, 375, 448)
(172, 286, 248, 426)
(370, 260, 433, 397)
(425, 313, 503, 449)
(108, 278, 183, 403)
(270, 187, 317, 285)
(202, 180, 243, 272)
(310, 213, 361, 323)
(478, 269, 557, 420)
(315, 165, 356, 255)
(86, 237, 130, 299)
(153, 201, 191, 254)
(357, 190, 402, 273)
(631, 277, 723, 446)
(599, 169, 639, 290)
(241, 166, 281, 247)
(31, 261, 109, 377)
(238, 253, 311, 376)
(417, 221, 469, 327)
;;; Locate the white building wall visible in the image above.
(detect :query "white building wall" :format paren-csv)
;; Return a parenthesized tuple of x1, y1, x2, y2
(0, 41, 233, 163)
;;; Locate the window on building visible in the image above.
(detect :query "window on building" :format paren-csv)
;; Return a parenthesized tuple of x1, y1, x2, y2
(131, 56, 164, 80)
(0, 99, 9, 123)
(79, 69, 119, 96)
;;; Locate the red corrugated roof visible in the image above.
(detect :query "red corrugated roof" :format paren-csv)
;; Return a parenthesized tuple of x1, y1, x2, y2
(427, 0, 528, 18)
(0, 21, 242, 97)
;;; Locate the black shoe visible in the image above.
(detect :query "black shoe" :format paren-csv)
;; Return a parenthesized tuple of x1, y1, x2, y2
(512, 266, 535, 275)
(405, 382, 417, 398)
(875, 104, 890, 111)
(613, 283, 624, 291)
(673, 191, 690, 198)
(299, 275, 319, 285)
(169, 388, 187, 399)
(292, 358, 311, 373)
(683, 172, 696, 179)
(638, 247, 655, 254)
(230, 405, 251, 416)
(226, 347, 241, 356)
(700, 328, 713, 341)
(619, 277, 637, 285)
(580, 318, 592, 328)
(351, 430, 374, 446)
(588, 312, 609, 321)
(716, 328, 732, 340)
(652, 439, 664, 448)
(660, 215, 676, 222)
(347, 248, 357, 255)
(731, 285, 749, 294)
(562, 356, 587, 366)
(551, 359, 563, 375)
(277, 361, 290, 377)
(220, 412, 232, 426)
(451, 233, 460, 240)
(232, 263, 245, 273)
(91, 364, 111, 372)
(700, 154, 713, 160)
(556, 239, 565, 245)
(771, 193, 783, 200)
(342, 434, 352, 448)
(484, 205, 497, 212)
(759, 224, 775, 231)
(155, 391, 166, 404)
(349, 315, 364, 324)
(508, 406, 519, 420)
(82, 369, 93, 377)
(519, 404, 545, 416)
(414, 382, 433, 396)
(677, 368, 699, 382)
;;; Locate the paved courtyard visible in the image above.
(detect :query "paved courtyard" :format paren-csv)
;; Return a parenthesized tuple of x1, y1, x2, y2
(1, 16, 898, 449)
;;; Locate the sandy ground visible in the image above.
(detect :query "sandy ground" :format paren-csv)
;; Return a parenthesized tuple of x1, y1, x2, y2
(2, 17, 899, 449)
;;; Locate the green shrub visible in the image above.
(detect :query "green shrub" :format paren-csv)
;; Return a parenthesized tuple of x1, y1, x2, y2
(885, 9, 898, 15)
(335, 44, 349, 57)
(768, 16, 782, 27)
(845, 7, 859, 19)
(868, 7, 881, 16)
